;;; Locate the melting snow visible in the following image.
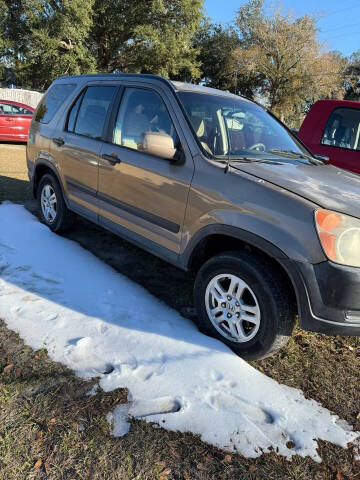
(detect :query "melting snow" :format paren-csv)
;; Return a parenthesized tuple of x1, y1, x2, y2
(0, 203, 358, 461)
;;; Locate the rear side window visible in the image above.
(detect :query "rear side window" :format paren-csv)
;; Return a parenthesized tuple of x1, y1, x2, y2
(35, 83, 76, 124)
(321, 107, 360, 151)
(67, 86, 116, 140)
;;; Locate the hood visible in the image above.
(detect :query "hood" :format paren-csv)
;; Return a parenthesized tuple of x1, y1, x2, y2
(232, 160, 360, 219)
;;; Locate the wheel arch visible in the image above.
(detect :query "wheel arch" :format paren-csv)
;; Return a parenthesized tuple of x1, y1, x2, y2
(33, 160, 66, 202)
(182, 225, 300, 314)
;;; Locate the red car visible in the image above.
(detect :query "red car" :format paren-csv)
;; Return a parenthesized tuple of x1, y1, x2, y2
(298, 99, 360, 174)
(0, 100, 34, 142)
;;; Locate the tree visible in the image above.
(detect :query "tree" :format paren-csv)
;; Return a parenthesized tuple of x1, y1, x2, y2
(233, 0, 346, 125)
(0, 0, 11, 83)
(91, 0, 203, 80)
(9, 0, 97, 90)
(194, 21, 245, 93)
(344, 51, 360, 100)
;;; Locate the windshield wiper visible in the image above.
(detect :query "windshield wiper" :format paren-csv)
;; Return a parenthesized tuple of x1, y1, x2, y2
(231, 157, 283, 165)
(220, 156, 284, 172)
(268, 149, 321, 164)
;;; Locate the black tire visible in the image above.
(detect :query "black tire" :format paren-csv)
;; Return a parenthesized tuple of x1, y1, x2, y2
(194, 250, 296, 360)
(37, 173, 74, 233)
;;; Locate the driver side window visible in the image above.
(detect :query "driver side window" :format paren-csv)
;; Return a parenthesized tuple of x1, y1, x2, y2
(112, 87, 179, 151)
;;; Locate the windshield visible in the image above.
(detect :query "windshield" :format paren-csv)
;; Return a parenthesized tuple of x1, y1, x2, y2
(177, 91, 311, 162)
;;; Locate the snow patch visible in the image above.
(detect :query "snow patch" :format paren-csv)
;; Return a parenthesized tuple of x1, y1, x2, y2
(0, 203, 358, 461)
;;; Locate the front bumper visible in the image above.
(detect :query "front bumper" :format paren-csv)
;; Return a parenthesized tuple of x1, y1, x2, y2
(285, 259, 360, 336)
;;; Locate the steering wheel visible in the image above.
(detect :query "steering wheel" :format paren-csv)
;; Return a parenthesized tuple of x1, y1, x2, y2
(249, 143, 266, 152)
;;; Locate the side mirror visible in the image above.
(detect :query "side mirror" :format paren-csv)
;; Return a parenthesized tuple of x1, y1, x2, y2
(139, 132, 177, 160)
(313, 154, 330, 162)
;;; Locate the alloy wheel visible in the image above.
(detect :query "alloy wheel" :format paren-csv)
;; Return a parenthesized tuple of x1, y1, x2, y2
(205, 273, 261, 343)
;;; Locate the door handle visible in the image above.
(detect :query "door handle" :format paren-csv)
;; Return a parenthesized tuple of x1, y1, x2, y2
(53, 137, 64, 146)
(102, 153, 121, 165)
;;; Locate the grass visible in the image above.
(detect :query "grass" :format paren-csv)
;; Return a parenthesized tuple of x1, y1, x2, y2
(0, 144, 359, 479)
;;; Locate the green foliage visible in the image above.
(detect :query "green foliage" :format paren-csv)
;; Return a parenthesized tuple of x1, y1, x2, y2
(0, 0, 353, 125)
(0, 0, 9, 82)
(14, 0, 96, 89)
(3, 0, 203, 88)
(91, 0, 203, 80)
(194, 22, 241, 92)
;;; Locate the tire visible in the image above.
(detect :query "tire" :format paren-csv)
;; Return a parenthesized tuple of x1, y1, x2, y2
(37, 173, 74, 233)
(194, 250, 296, 360)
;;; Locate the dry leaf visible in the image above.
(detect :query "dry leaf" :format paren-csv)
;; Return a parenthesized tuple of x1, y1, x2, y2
(155, 461, 166, 468)
(357, 412, 360, 420)
(162, 468, 171, 475)
(348, 345, 354, 351)
(184, 474, 191, 480)
(159, 477, 168, 480)
(170, 446, 180, 459)
(36, 430, 43, 441)
(336, 469, 345, 480)
(44, 460, 50, 475)
(3, 363, 14, 373)
(34, 459, 42, 470)
(49, 418, 56, 424)
(249, 465, 257, 472)
(224, 454, 232, 463)
(197, 463, 207, 471)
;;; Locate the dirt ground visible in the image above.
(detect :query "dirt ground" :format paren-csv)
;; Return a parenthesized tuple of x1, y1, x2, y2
(0, 143, 359, 479)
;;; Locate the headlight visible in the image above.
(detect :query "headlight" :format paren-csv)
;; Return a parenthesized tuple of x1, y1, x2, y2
(315, 209, 360, 267)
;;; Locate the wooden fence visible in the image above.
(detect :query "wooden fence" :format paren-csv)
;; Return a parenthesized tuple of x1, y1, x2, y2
(0, 88, 43, 108)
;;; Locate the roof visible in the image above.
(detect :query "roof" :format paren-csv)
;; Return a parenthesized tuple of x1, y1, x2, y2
(55, 73, 252, 103)
(314, 99, 360, 109)
(0, 99, 34, 110)
(171, 81, 251, 101)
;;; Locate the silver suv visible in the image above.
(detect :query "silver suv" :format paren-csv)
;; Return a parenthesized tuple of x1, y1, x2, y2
(27, 74, 360, 359)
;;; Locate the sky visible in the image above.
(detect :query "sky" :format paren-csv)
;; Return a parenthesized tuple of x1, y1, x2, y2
(204, 0, 360, 57)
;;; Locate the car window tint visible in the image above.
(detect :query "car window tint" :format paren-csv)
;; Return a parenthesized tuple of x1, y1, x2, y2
(113, 87, 179, 151)
(0, 102, 14, 115)
(35, 83, 76, 124)
(74, 86, 116, 140)
(18, 107, 33, 115)
(67, 91, 85, 133)
(321, 108, 360, 151)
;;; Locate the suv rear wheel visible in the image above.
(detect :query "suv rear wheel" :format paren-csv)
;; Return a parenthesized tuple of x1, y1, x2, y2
(37, 173, 74, 232)
(194, 250, 296, 360)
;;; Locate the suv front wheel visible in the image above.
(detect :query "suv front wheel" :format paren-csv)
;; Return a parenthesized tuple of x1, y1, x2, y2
(194, 251, 296, 360)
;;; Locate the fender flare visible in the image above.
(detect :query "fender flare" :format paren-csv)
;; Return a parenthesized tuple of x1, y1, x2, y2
(181, 224, 289, 270)
(32, 159, 68, 206)
(179, 224, 312, 327)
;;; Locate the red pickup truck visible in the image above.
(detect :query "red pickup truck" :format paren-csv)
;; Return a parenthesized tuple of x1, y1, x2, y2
(298, 99, 360, 174)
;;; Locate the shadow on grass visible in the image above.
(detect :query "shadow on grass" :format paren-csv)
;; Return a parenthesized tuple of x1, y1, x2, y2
(0, 174, 32, 203)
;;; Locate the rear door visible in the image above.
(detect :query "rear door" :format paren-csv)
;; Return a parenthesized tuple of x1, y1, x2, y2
(52, 84, 118, 221)
(98, 83, 194, 257)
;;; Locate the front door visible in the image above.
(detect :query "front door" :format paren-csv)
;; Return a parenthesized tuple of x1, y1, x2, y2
(52, 84, 118, 221)
(98, 85, 194, 256)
